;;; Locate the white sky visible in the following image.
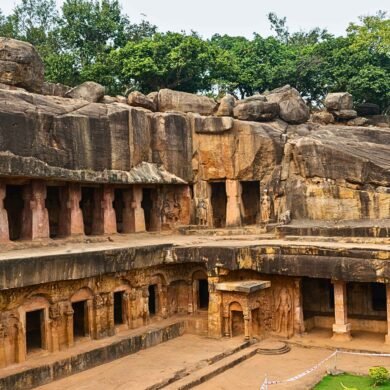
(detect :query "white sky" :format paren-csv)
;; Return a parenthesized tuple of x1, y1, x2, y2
(0, 0, 388, 38)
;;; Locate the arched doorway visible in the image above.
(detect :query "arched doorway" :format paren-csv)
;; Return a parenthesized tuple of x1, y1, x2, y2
(192, 270, 209, 312)
(230, 302, 244, 337)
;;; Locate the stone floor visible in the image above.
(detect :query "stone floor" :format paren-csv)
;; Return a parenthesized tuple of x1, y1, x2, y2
(1, 231, 388, 260)
(35, 334, 246, 390)
(33, 333, 390, 390)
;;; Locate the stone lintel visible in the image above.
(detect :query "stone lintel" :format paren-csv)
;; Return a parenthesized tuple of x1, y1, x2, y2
(215, 280, 271, 294)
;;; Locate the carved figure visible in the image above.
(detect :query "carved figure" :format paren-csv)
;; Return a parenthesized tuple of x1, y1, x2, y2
(260, 190, 271, 224)
(94, 294, 104, 309)
(196, 199, 208, 226)
(278, 210, 291, 225)
(161, 196, 181, 225)
(275, 287, 292, 335)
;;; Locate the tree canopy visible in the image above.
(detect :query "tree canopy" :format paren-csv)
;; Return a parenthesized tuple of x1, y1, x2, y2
(0, 1, 388, 110)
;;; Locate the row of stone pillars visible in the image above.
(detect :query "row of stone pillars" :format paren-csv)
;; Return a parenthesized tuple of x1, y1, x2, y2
(332, 280, 390, 343)
(0, 180, 147, 242)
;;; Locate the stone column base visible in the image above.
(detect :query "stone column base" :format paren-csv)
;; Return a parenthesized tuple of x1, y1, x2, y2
(332, 323, 352, 341)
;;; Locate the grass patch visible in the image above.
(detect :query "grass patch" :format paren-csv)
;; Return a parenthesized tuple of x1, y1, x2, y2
(314, 373, 390, 389)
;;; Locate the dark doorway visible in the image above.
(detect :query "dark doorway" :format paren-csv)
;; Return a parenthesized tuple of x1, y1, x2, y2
(114, 291, 124, 325)
(371, 283, 386, 312)
(26, 309, 44, 352)
(302, 278, 334, 320)
(148, 285, 157, 316)
(72, 301, 88, 339)
(141, 188, 160, 232)
(198, 279, 209, 309)
(46, 186, 61, 238)
(241, 181, 260, 225)
(4, 185, 24, 240)
(114, 189, 125, 233)
(80, 187, 94, 235)
(231, 311, 244, 336)
(210, 182, 227, 228)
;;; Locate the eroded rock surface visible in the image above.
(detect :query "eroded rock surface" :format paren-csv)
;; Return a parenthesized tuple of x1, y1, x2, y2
(0, 38, 44, 93)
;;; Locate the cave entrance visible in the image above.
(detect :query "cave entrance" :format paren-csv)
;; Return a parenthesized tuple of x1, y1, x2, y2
(46, 186, 61, 238)
(142, 188, 159, 232)
(26, 309, 44, 353)
(80, 187, 94, 235)
(4, 185, 24, 241)
(148, 285, 158, 316)
(114, 291, 125, 325)
(210, 182, 227, 228)
(241, 181, 260, 225)
(72, 300, 89, 340)
(198, 279, 209, 310)
(114, 189, 125, 233)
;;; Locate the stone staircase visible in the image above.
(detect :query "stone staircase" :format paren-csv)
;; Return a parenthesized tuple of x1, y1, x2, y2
(149, 341, 261, 390)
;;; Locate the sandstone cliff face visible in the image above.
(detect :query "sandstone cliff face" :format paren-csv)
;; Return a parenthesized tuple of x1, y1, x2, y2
(0, 87, 389, 221)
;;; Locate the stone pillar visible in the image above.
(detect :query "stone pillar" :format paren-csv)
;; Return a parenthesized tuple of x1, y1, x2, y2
(93, 295, 104, 339)
(123, 186, 145, 233)
(58, 183, 84, 237)
(223, 312, 230, 337)
(92, 186, 117, 235)
(21, 181, 50, 240)
(385, 284, 390, 344)
(187, 281, 194, 314)
(14, 321, 26, 363)
(0, 183, 9, 242)
(244, 310, 251, 340)
(105, 293, 115, 337)
(64, 303, 74, 348)
(293, 279, 305, 335)
(225, 180, 241, 227)
(208, 277, 223, 338)
(122, 291, 131, 328)
(332, 280, 352, 341)
(49, 304, 60, 352)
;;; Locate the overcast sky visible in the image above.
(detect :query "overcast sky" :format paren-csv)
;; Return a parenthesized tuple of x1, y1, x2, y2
(1, 0, 388, 38)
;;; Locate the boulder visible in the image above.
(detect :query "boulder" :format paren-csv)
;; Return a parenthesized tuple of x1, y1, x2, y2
(128, 91, 156, 111)
(116, 95, 127, 104)
(233, 101, 279, 121)
(216, 94, 235, 117)
(347, 117, 369, 127)
(102, 95, 118, 104)
(333, 110, 358, 120)
(147, 92, 159, 109)
(265, 85, 310, 124)
(41, 82, 71, 97)
(324, 92, 353, 111)
(194, 116, 234, 134)
(65, 81, 105, 102)
(311, 111, 335, 125)
(236, 94, 267, 104)
(0, 37, 44, 93)
(355, 103, 380, 116)
(158, 89, 217, 115)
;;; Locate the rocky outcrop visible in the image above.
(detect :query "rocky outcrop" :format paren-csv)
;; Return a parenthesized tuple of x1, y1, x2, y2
(216, 94, 235, 116)
(332, 109, 358, 120)
(324, 92, 353, 111)
(128, 91, 156, 111)
(158, 88, 217, 115)
(265, 85, 310, 124)
(0, 38, 44, 93)
(65, 81, 105, 102)
(193, 115, 234, 134)
(233, 101, 279, 121)
(311, 111, 335, 125)
(41, 82, 71, 97)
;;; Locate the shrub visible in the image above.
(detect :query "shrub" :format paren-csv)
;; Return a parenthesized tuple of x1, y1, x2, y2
(369, 366, 389, 386)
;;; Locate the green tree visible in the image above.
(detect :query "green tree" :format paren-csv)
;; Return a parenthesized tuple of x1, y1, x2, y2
(112, 32, 217, 94)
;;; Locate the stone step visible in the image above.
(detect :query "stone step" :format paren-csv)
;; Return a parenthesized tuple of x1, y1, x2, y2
(146, 339, 252, 390)
(257, 340, 291, 355)
(162, 344, 259, 390)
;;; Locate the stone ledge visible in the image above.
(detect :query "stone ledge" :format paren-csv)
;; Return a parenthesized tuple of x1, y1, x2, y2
(0, 321, 185, 390)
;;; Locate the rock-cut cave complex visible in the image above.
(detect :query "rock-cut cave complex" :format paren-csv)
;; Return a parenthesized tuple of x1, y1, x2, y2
(0, 37, 389, 389)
